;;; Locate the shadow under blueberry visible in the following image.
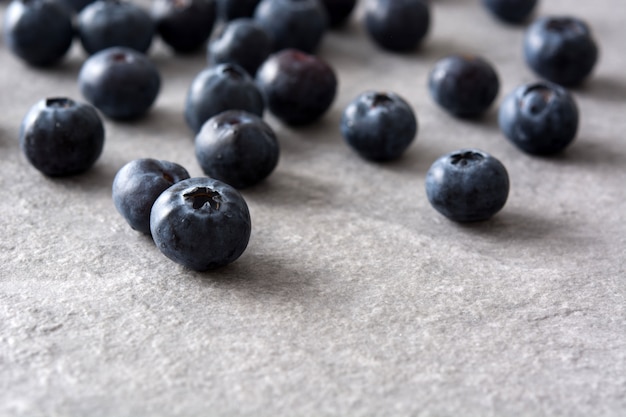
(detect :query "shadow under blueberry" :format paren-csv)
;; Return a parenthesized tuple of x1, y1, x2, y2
(241, 169, 337, 210)
(187, 251, 324, 303)
(418, 36, 477, 61)
(531, 135, 625, 169)
(572, 74, 626, 103)
(446, 207, 563, 244)
(42, 160, 119, 194)
(280, 107, 344, 145)
(110, 105, 192, 141)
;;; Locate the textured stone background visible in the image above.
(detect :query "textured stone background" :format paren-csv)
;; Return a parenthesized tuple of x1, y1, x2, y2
(1, 1, 625, 416)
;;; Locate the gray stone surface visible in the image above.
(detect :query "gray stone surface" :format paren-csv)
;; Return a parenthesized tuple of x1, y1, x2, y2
(1, 1, 625, 416)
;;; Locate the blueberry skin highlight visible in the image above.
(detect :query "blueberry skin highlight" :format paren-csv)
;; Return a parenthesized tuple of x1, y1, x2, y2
(482, 0, 537, 24)
(524, 16, 598, 87)
(3, 0, 74, 67)
(217, 0, 260, 21)
(195, 110, 280, 189)
(152, 0, 217, 54)
(79, 47, 161, 120)
(185, 63, 265, 133)
(78, 0, 155, 55)
(19, 98, 105, 177)
(499, 81, 579, 155)
(428, 54, 500, 118)
(341, 91, 418, 161)
(256, 49, 338, 126)
(364, 0, 430, 52)
(320, 0, 357, 27)
(208, 18, 273, 76)
(150, 177, 252, 271)
(425, 149, 509, 222)
(112, 159, 190, 234)
(254, 0, 328, 54)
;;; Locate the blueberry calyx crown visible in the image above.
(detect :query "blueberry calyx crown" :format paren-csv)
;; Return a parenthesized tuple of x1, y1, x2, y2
(184, 187, 222, 210)
(46, 97, 75, 109)
(162, 172, 174, 183)
(288, 49, 313, 63)
(522, 83, 555, 113)
(221, 65, 245, 80)
(170, 0, 191, 9)
(450, 150, 485, 166)
(110, 51, 131, 63)
(370, 93, 393, 107)
(546, 17, 585, 34)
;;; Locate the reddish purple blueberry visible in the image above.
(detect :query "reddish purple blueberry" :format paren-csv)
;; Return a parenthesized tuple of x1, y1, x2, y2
(256, 49, 337, 126)
(428, 54, 500, 118)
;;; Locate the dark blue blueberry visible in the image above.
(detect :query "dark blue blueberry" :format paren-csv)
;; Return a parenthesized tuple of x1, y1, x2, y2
(150, 177, 252, 271)
(78, 47, 161, 120)
(320, 0, 357, 27)
(428, 54, 500, 118)
(254, 0, 328, 53)
(19, 97, 105, 177)
(425, 149, 509, 222)
(60, 0, 97, 12)
(364, 0, 430, 52)
(217, 0, 260, 21)
(482, 0, 537, 24)
(208, 18, 272, 76)
(195, 110, 280, 189)
(256, 49, 337, 126)
(499, 81, 579, 155)
(112, 158, 190, 234)
(152, 0, 217, 54)
(2, 0, 74, 67)
(77, 0, 155, 55)
(340, 91, 418, 161)
(185, 63, 265, 133)
(524, 16, 599, 86)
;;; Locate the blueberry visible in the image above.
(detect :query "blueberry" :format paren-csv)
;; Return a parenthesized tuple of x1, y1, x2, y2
(19, 97, 105, 177)
(499, 81, 579, 155)
(78, 47, 161, 120)
(60, 0, 97, 12)
(185, 63, 265, 133)
(320, 0, 357, 27)
(364, 0, 430, 52)
(340, 91, 418, 161)
(3, 0, 74, 67)
(152, 0, 217, 54)
(195, 110, 280, 188)
(208, 18, 273, 76)
(112, 159, 190, 234)
(428, 54, 500, 118)
(216, 0, 260, 21)
(78, 0, 155, 55)
(482, 0, 537, 24)
(425, 149, 509, 222)
(150, 177, 252, 271)
(254, 0, 328, 54)
(524, 16, 599, 86)
(256, 49, 337, 126)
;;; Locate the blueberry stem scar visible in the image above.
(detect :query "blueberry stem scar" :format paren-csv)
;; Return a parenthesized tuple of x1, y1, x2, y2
(184, 187, 222, 210)
(46, 97, 74, 108)
(450, 151, 484, 166)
